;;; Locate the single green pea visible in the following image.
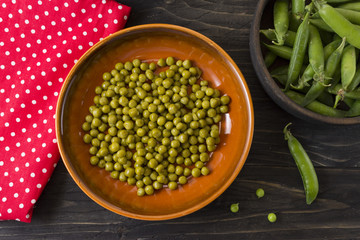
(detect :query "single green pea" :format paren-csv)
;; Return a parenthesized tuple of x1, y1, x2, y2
(168, 181, 178, 190)
(256, 188, 265, 198)
(268, 213, 277, 223)
(230, 203, 239, 213)
(191, 168, 201, 177)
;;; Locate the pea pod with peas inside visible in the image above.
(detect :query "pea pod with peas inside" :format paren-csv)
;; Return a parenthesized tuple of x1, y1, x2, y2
(273, 0, 290, 46)
(284, 123, 319, 205)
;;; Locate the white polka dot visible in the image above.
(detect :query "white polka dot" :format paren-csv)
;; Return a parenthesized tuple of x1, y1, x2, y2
(28, 4, 32, 9)
(36, 62, 41, 66)
(67, 49, 72, 54)
(31, 148, 36, 152)
(41, 71, 46, 76)
(89, 42, 94, 46)
(36, 157, 40, 162)
(25, 89, 30, 94)
(74, 59, 78, 64)
(10, 157, 14, 162)
(16, 118, 20, 122)
(43, 119, 48, 124)
(62, 40, 67, 44)
(54, 92, 59, 96)
(0, 65, 4, 70)
(20, 79, 25, 84)
(11, 61, 16, 66)
(9, 182, 13, 187)
(93, 27, 98, 33)
(31, 172, 35, 177)
(38, 0, 43, 5)
(34, 15, 39, 20)
(52, 45, 57, 49)
(4, 27, 9, 32)
(33, 123, 37, 128)
(47, 35, 52, 40)
(25, 187, 30, 193)
(16, 47, 20, 52)
(64, 2, 69, 7)
(37, 184, 42, 188)
(2, 197, 6, 202)
(5, 98, 10, 103)
(19, 203, 24, 208)
(0, 160, 3, 165)
(72, 36, 76, 40)
(43, 96, 48, 100)
(0, 112, 4, 117)
(9, 108, 14, 113)
(32, 100, 36, 104)
(14, 23, 19, 28)
(71, 12, 76, 17)
(38, 109, 43, 114)
(14, 193, 18, 198)
(63, 63, 68, 68)
(54, 6, 59, 11)
(59, 78, 64, 82)
(7, 208, 12, 214)
(56, 53, 61, 58)
(44, 10, 48, 15)
(2, 3, 6, 8)
(53, 139, 57, 143)
(11, 84, 15, 89)
(38, 133, 42, 138)
(27, 138, 31, 142)
(10, 132, 15, 136)
(15, 143, 20, 148)
(21, 128, 26, 132)
(98, 13, 103, 18)
(46, 58, 51, 62)
(78, 23, 82, 27)
(26, 43, 31, 48)
(20, 177, 24, 182)
(42, 143, 46, 147)
(5, 146, 10, 151)
(5, 51, 10, 56)
(124, 15, 128, 20)
(104, 24, 108, 28)
(15, 93, 19, 98)
(10, 37, 15, 42)
(26, 214, 30, 219)
(36, 85, 41, 90)
(41, 25, 45, 30)
(4, 171, 9, 176)
(21, 57, 26, 61)
(31, 29, 35, 34)
(0, 186, 2, 191)
(4, 122, 9, 127)
(114, 19, 118, 24)
(91, 3, 96, 8)
(31, 199, 36, 204)
(21, 152, 26, 157)
(81, 8, 86, 13)
(88, 18, 93, 23)
(52, 67, 57, 72)
(42, 168, 47, 173)
(27, 114, 31, 118)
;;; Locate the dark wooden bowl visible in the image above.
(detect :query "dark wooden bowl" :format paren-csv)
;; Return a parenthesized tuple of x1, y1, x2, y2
(249, 0, 360, 125)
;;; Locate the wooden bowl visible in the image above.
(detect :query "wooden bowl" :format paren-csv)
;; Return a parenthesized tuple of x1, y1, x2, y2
(56, 24, 254, 220)
(249, 0, 360, 125)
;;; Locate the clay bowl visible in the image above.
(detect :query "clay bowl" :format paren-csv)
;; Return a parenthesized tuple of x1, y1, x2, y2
(56, 24, 254, 220)
(249, 0, 360, 124)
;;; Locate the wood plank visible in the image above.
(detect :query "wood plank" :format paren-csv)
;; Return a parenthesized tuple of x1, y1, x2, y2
(1, 162, 360, 239)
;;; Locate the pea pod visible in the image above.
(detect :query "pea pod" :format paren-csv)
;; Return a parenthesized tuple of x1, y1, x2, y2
(283, 123, 319, 205)
(314, 0, 360, 49)
(328, 84, 360, 100)
(291, 64, 315, 90)
(264, 52, 277, 68)
(308, 24, 325, 82)
(309, 19, 334, 32)
(347, 63, 360, 92)
(263, 43, 293, 60)
(260, 29, 296, 47)
(337, 2, 360, 12)
(291, 0, 305, 28)
(301, 37, 346, 107)
(341, 45, 356, 91)
(335, 8, 360, 26)
(285, 11, 310, 91)
(324, 39, 342, 60)
(273, 0, 290, 46)
(346, 100, 360, 117)
(286, 91, 345, 117)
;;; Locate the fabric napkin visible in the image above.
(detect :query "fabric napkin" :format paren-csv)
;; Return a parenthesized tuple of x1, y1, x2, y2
(0, 0, 130, 222)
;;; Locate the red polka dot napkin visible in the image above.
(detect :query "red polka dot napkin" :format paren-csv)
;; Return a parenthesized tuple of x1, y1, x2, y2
(0, 0, 130, 222)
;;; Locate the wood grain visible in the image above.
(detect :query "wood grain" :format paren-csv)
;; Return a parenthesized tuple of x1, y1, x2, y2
(2, 0, 360, 239)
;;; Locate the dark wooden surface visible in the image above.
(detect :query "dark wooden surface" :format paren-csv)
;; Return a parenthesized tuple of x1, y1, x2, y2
(2, 0, 360, 239)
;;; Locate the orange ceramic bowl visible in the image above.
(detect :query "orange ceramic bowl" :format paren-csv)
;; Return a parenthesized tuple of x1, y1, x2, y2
(56, 24, 254, 220)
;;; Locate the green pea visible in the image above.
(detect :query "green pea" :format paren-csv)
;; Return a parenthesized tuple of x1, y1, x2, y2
(256, 188, 265, 198)
(230, 203, 239, 213)
(168, 181, 178, 190)
(268, 213, 277, 223)
(191, 168, 201, 177)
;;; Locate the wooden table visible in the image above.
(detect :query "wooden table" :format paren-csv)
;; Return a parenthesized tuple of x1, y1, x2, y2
(2, 0, 360, 239)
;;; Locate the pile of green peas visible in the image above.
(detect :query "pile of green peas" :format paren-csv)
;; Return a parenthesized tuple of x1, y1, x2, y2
(82, 57, 230, 196)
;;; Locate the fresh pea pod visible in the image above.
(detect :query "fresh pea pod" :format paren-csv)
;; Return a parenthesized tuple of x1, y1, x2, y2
(260, 29, 296, 47)
(291, 0, 305, 28)
(283, 123, 319, 205)
(328, 84, 360, 100)
(273, 0, 290, 46)
(263, 43, 293, 60)
(346, 100, 360, 117)
(337, 2, 360, 12)
(341, 45, 356, 91)
(286, 91, 345, 117)
(291, 64, 315, 89)
(285, 11, 310, 91)
(265, 52, 277, 68)
(324, 39, 342, 60)
(336, 8, 360, 26)
(308, 24, 325, 82)
(314, 0, 360, 49)
(301, 37, 346, 107)
(309, 18, 334, 32)
(347, 63, 360, 92)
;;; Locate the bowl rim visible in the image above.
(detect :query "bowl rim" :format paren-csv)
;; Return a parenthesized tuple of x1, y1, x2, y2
(249, 0, 360, 125)
(56, 23, 254, 220)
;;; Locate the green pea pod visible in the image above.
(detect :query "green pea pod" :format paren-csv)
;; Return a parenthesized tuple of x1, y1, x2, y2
(336, 8, 360, 26)
(285, 11, 310, 91)
(283, 123, 319, 205)
(324, 39, 342, 60)
(315, 0, 360, 49)
(308, 24, 325, 82)
(337, 2, 360, 12)
(291, 0, 305, 28)
(347, 63, 360, 92)
(328, 84, 360, 100)
(341, 45, 356, 91)
(291, 64, 315, 89)
(263, 43, 293, 60)
(260, 29, 296, 47)
(265, 52, 277, 68)
(346, 100, 360, 117)
(286, 91, 345, 117)
(309, 19, 334, 32)
(273, 0, 290, 46)
(301, 37, 346, 107)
